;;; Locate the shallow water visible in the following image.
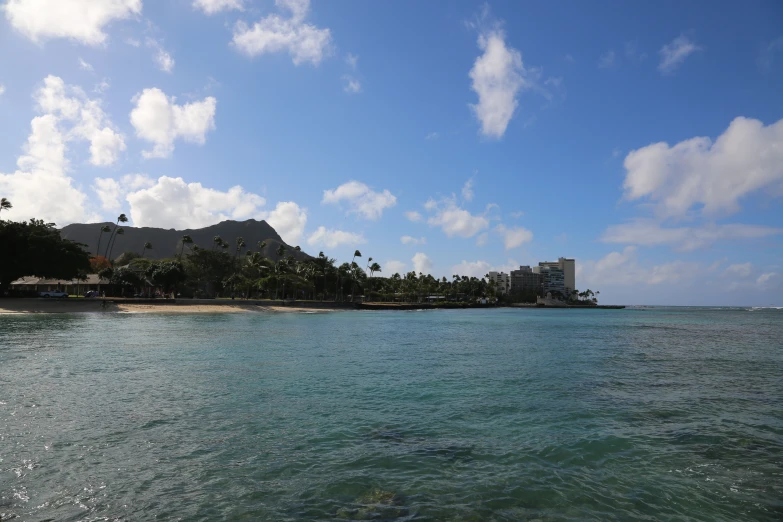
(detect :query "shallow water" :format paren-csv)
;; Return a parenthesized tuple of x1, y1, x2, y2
(1, 307, 782, 521)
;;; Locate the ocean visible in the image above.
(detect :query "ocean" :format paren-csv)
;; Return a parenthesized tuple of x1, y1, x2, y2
(1, 307, 781, 521)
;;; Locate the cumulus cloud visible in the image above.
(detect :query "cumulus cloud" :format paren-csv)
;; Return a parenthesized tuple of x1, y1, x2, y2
(4, 0, 142, 45)
(307, 226, 365, 248)
(385, 260, 407, 275)
(469, 28, 525, 138)
(495, 224, 533, 249)
(264, 200, 307, 245)
(0, 114, 99, 225)
(658, 35, 701, 73)
(601, 219, 782, 251)
(577, 246, 700, 288)
(0, 75, 126, 224)
(193, 0, 244, 15)
(622, 117, 783, 218)
(412, 252, 432, 274)
(232, 0, 331, 66)
(130, 88, 217, 158)
(425, 197, 489, 238)
(125, 176, 266, 229)
(451, 260, 492, 278)
(405, 210, 423, 222)
(92, 177, 123, 212)
(401, 235, 426, 246)
(322, 180, 396, 220)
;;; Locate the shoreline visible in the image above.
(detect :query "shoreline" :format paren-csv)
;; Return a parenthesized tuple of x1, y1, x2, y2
(0, 298, 625, 314)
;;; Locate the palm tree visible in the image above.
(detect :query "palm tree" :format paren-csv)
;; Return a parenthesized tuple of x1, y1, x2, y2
(179, 235, 194, 259)
(95, 224, 111, 257)
(257, 240, 266, 253)
(0, 197, 12, 213)
(103, 213, 128, 258)
(212, 235, 223, 251)
(234, 237, 246, 259)
(106, 227, 124, 261)
(141, 241, 153, 258)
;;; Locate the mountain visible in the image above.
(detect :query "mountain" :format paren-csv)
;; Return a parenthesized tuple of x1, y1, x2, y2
(61, 219, 311, 262)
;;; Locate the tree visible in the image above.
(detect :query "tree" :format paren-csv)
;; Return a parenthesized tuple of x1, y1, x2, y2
(103, 213, 128, 258)
(106, 227, 124, 261)
(179, 235, 194, 259)
(212, 235, 223, 251)
(141, 241, 153, 258)
(96, 224, 111, 256)
(147, 261, 186, 296)
(0, 197, 11, 213)
(0, 219, 91, 294)
(90, 256, 111, 272)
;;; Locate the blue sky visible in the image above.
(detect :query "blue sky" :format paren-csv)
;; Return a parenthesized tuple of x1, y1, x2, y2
(1, 0, 782, 305)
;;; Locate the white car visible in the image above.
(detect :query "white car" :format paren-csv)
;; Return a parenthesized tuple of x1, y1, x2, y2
(39, 290, 68, 298)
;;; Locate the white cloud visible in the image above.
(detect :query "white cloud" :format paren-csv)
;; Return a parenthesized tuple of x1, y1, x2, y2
(622, 117, 783, 218)
(598, 50, 615, 68)
(264, 200, 307, 245)
(307, 226, 365, 248)
(601, 219, 782, 251)
(412, 252, 432, 274)
(462, 178, 475, 201)
(0, 84, 5, 96)
(658, 35, 701, 73)
(4, 0, 142, 45)
(322, 180, 396, 220)
(146, 39, 175, 73)
(475, 232, 488, 246)
(469, 29, 525, 138)
(33, 75, 126, 167)
(78, 58, 93, 71)
(495, 224, 533, 249)
(0, 114, 99, 225)
(345, 53, 358, 69)
(125, 37, 140, 47)
(756, 272, 779, 287)
(343, 76, 361, 94)
(425, 132, 439, 141)
(125, 176, 266, 229)
(385, 260, 407, 275)
(232, 0, 331, 66)
(577, 246, 701, 288)
(451, 260, 491, 278)
(92, 177, 122, 211)
(193, 0, 244, 15)
(130, 88, 216, 158)
(405, 210, 423, 222)
(425, 197, 489, 238)
(400, 235, 426, 246)
(724, 263, 753, 278)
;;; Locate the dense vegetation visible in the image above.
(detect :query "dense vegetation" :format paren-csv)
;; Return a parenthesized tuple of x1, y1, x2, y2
(1, 203, 598, 303)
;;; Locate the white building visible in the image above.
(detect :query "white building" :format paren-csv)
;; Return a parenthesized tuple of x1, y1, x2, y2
(537, 257, 576, 297)
(487, 271, 510, 295)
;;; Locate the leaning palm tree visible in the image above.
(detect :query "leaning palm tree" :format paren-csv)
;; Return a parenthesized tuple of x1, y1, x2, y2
(106, 227, 124, 261)
(141, 241, 153, 258)
(95, 224, 111, 257)
(103, 213, 128, 258)
(212, 235, 223, 251)
(179, 235, 194, 259)
(0, 197, 12, 213)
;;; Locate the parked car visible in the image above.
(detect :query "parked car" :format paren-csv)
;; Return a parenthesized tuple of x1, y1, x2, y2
(84, 291, 99, 298)
(39, 290, 68, 298)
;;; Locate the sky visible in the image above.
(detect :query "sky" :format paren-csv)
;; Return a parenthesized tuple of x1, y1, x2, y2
(0, 0, 782, 306)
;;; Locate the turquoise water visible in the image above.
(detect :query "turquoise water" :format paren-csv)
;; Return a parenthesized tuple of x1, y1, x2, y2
(1, 307, 782, 521)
